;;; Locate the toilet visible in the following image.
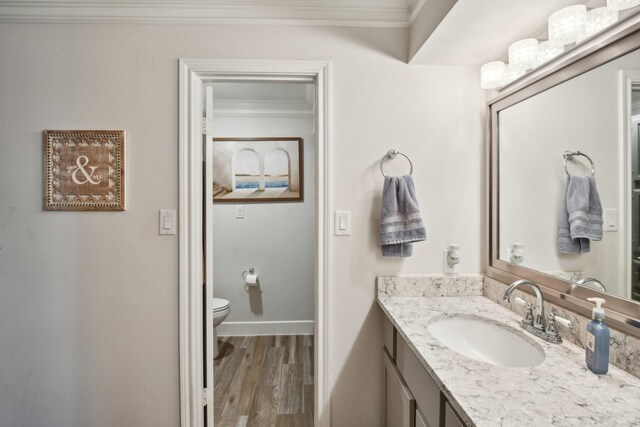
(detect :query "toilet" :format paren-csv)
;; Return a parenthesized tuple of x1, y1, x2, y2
(212, 298, 230, 358)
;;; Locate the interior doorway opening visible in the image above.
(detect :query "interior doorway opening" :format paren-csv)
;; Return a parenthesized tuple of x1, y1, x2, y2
(178, 59, 331, 427)
(205, 81, 317, 426)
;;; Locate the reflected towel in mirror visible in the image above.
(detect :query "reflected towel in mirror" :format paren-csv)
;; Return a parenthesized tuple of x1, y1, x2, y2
(558, 176, 603, 253)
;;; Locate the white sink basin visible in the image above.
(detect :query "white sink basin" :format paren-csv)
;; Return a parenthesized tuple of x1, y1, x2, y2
(427, 314, 545, 368)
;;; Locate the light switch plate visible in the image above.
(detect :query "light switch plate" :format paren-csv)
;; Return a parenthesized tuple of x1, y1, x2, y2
(334, 211, 351, 236)
(604, 208, 618, 231)
(159, 209, 176, 235)
(235, 206, 245, 219)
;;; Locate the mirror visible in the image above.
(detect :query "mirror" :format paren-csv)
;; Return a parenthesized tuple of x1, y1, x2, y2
(489, 14, 640, 336)
(499, 46, 640, 301)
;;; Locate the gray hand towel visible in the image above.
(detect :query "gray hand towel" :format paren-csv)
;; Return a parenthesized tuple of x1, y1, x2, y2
(379, 175, 426, 257)
(558, 176, 603, 254)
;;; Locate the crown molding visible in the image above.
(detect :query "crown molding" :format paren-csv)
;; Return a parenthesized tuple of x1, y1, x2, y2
(212, 98, 314, 117)
(0, 0, 425, 27)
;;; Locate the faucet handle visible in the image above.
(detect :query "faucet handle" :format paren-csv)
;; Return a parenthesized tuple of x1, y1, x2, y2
(514, 297, 534, 326)
(545, 310, 573, 342)
(553, 314, 573, 329)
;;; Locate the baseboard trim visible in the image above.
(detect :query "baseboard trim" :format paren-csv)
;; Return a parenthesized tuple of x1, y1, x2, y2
(217, 320, 314, 337)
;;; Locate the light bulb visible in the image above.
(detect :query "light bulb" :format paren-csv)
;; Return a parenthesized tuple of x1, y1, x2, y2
(607, 0, 640, 11)
(480, 61, 506, 89)
(548, 5, 587, 45)
(502, 64, 526, 86)
(581, 7, 618, 41)
(508, 38, 539, 70)
(536, 41, 564, 66)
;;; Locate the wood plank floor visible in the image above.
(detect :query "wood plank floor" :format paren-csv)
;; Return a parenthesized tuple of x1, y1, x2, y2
(214, 335, 314, 427)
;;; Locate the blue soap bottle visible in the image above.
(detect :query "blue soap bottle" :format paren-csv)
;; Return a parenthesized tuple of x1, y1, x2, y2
(586, 297, 610, 375)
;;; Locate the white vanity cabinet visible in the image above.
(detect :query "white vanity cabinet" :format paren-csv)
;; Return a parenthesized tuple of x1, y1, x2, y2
(382, 315, 467, 427)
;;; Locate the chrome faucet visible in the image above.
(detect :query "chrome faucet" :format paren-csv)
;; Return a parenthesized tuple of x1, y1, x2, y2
(576, 277, 607, 292)
(503, 279, 545, 330)
(503, 279, 573, 343)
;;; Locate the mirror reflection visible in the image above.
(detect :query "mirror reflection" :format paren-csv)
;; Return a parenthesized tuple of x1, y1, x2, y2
(498, 47, 640, 302)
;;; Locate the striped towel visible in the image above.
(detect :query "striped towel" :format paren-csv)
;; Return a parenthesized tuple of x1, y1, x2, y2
(558, 175, 602, 254)
(379, 175, 426, 257)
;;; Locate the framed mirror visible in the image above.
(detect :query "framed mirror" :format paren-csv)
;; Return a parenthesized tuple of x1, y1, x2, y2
(487, 12, 640, 337)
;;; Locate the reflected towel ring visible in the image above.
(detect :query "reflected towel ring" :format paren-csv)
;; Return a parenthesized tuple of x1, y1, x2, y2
(563, 150, 595, 177)
(380, 149, 413, 177)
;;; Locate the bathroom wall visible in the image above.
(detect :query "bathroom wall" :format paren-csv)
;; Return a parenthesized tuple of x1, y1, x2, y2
(210, 102, 316, 335)
(0, 23, 484, 427)
(499, 48, 640, 297)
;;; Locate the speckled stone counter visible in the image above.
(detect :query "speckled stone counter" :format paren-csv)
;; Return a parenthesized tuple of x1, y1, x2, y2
(377, 294, 640, 426)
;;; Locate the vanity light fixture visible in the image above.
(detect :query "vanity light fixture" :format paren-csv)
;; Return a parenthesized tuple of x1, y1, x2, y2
(548, 5, 587, 45)
(607, 0, 640, 11)
(480, 61, 506, 89)
(502, 64, 527, 86)
(480, 1, 630, 90)
(536, 41, 565, 67)
(580, 7, 619, 41)
(508, 38, 539, 70)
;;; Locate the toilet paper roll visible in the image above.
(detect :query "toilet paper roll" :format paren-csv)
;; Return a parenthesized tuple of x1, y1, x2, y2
(245, 274, 258, 286)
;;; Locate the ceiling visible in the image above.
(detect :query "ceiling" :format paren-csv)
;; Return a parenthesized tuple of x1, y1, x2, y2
(2, 0, 615, 67)
(0, 0, 426, 27)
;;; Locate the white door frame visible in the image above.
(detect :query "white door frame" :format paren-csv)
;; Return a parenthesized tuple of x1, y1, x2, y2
(178, 59, 332, 427)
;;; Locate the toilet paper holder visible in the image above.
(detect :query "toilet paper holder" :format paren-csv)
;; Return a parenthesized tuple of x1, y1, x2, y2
(241, 268, 255, 279)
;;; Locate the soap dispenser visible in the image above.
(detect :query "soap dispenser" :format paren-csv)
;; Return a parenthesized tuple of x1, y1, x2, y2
(586, 297, 610, 375)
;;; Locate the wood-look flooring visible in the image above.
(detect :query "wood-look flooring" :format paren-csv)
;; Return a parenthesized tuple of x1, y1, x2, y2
(214, 335, 314, 427)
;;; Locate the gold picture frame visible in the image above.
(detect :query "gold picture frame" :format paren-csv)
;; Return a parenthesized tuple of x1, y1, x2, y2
(43, 130, 126, 211)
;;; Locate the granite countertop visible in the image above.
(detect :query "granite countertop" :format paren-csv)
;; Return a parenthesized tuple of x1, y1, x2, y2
(377, 295, 640, 427)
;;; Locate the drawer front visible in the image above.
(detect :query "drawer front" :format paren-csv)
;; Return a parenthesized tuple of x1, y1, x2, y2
(383, 314, 395, 359)
(396, 336, 441, 427)
(382, 347, 415, 427)
(444, 401, 465, 427)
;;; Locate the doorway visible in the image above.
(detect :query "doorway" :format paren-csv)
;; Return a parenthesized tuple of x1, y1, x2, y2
(178, 60, 331, 427)
(205, 81, 316, 425)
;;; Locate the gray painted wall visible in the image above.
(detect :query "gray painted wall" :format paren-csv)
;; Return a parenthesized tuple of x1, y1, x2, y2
(210, 110, 315, 330)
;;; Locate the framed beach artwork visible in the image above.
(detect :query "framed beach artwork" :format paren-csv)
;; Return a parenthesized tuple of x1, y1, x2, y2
(212, 137, 303, 203)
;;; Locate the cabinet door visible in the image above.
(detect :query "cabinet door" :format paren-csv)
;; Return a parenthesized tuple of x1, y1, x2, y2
(445, 401, 465, 427)
(383, 314, 396, 359)
(383, 348, 415, 427)
(396, 336, 441, 427)
(415, 407, 430, 427)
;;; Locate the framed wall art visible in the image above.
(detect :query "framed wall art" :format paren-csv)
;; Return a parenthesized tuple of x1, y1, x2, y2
(43, 130, 125, 211)
(211, 137, 303, 203)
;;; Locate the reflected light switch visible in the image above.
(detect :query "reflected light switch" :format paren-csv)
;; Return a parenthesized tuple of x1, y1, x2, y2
(604, 208, 618, 232)
(235, 206, 245, 219)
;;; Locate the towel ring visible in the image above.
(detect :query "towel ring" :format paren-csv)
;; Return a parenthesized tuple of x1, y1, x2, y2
(380, 149, 413, 177)
(563, 151, 595, 177)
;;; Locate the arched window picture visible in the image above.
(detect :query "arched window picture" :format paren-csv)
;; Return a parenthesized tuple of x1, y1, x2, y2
(212, 137, 303, 202)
